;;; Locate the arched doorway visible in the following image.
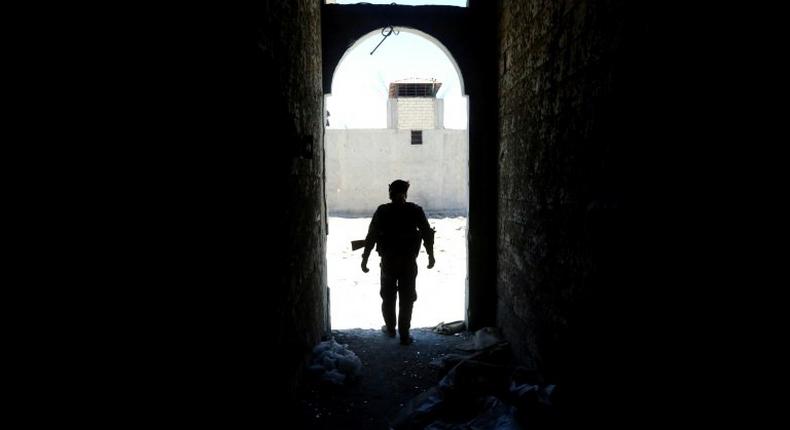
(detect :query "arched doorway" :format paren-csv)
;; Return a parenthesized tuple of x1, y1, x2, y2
(324, 28, 469, 331)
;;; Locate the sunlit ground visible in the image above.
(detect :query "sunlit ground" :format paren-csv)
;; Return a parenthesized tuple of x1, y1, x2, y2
(328, 216, 467, 330)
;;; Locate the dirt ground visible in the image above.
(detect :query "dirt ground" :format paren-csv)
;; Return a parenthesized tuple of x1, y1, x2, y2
(297, 328, 472, 430)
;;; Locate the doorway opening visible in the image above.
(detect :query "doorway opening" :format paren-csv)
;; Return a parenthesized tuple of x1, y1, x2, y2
(325, 28, 469, 331)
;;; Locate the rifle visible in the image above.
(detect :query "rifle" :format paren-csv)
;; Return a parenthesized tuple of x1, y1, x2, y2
(351, 239, 367, 251)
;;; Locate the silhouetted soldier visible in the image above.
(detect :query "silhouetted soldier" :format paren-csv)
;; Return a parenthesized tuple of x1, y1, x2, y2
(361, 180, 435, 345)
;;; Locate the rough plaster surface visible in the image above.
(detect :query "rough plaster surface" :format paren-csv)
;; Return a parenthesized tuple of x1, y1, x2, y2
(496, 0, 642, 377)
(261, 0, 327, 399)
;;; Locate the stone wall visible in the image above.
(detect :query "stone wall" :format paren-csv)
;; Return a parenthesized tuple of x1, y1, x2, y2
(496, 0, 664, 398)
(258, 0, 327, 406)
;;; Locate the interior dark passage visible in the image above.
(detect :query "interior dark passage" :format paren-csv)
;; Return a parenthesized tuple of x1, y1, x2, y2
(248, 0, 693, 427)
(157, 0, 729, 428)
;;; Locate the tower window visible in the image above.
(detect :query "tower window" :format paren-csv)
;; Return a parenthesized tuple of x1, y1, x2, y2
(390, 82, 441, 98)
(411, 130, 423, 145)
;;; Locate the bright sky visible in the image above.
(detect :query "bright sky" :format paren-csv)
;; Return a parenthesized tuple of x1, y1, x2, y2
(327, 29, 468, 129)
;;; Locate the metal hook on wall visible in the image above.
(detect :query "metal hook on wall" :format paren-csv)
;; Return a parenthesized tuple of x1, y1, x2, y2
(370, 25, 399, 55)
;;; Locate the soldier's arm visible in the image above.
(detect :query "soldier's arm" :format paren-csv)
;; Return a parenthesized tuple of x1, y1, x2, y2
(416, 207, 435, 267)
(361, 210, 380, 273)
(363, 209, 381, 259)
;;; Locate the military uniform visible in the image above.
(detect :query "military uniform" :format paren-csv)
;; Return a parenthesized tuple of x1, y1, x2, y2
(363, 202, 434, 343)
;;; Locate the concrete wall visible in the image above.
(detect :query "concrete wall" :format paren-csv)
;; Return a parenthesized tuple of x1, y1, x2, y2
(325, 128, 468, 215)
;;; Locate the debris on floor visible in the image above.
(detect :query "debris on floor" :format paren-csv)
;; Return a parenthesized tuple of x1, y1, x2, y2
(390, 328, 556, 429)
(308, 338, 362, 385)
(433, 320, 466, 335)
(456, 326, 507, 351)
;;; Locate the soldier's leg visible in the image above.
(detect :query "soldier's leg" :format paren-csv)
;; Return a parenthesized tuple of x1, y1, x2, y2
(397, 261, 418, 343)
(380, 263, 397, 333)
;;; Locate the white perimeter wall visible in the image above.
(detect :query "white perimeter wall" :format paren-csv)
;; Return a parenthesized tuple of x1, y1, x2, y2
(325, 128, 468, 216)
